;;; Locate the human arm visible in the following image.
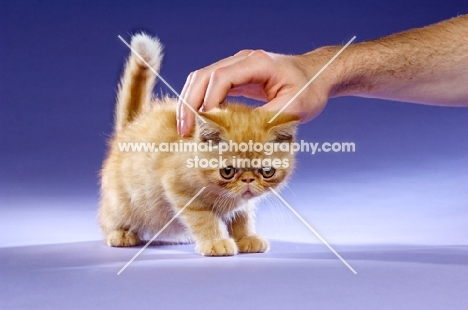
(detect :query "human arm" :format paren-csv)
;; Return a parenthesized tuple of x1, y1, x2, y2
(325, 14, 468, 106)
(177, 14, 468, 136)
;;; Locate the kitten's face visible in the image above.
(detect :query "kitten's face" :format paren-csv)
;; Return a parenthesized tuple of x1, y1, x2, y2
(204, 165, 289, 200)
(194, 104, 299, 202)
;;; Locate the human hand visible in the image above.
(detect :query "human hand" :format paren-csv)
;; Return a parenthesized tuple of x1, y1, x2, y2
(177, 48, 339, 136)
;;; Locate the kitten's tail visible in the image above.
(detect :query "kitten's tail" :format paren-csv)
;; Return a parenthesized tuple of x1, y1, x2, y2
(114, 33, 163, 132)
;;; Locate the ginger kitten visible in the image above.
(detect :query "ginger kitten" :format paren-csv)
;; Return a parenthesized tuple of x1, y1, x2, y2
(99, 33, 299, 256)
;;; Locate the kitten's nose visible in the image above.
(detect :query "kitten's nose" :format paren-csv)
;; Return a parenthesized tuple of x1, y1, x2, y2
(241, 171, 255, 183)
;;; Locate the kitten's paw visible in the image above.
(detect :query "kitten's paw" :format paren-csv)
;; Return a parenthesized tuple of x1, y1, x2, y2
(106, 229, 141, 247)
(236, 235, 270, 253)
(197, 238, 238, 256)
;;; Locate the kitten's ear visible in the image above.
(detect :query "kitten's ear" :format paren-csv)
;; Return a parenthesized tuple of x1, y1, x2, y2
(195, 116, 226, 143)
(267, 119, 299, 142)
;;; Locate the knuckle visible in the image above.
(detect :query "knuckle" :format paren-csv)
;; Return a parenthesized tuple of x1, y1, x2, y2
(250, 49, 269, 59)
(190, 69, 200, 80)
(210, 67, 225, 82)
(236, 49, 254, 56)
(191, 68, 207, 81)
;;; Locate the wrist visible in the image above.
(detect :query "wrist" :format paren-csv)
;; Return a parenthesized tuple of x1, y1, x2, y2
(296, 45, 353, 99)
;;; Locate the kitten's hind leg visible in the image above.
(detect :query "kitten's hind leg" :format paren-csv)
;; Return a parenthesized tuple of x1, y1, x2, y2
(99, 192, 142, 247)
(229, 210, 270, 253)
(105, 228, 141, 247)
(99, 210, 142, 247)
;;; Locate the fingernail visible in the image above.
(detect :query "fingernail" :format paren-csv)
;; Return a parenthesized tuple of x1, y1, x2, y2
(177, 101, 184, 135)
(179, 119, 186, 137)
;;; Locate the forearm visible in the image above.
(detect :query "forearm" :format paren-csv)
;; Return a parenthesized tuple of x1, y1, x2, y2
(308, 15, 468, 106)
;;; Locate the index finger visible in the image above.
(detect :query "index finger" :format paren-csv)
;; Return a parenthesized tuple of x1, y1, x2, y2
(203, 50, 276, 111)
(177, 50, 253, 136)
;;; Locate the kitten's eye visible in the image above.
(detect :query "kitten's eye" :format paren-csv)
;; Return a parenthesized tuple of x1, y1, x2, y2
(259, 167, 276, 178)
(220, 166, 236, 179)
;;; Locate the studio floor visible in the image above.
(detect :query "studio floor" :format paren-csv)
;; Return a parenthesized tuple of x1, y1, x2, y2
(2, 239, 467, 309)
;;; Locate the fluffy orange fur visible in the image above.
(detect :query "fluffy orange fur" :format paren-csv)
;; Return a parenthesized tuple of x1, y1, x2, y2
(99, 33, 299, 256)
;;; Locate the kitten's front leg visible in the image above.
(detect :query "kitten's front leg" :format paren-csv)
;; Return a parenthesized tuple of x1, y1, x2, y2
(228, 210, 270, 253)
(181, 208, 238, 256)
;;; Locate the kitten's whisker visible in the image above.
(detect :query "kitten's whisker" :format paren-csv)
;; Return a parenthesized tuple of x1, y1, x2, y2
(263, 194, 286, 239)
(212, 191, 233, 215)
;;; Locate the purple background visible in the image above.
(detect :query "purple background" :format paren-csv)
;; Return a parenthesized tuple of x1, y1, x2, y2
(1, 1, 467, 309)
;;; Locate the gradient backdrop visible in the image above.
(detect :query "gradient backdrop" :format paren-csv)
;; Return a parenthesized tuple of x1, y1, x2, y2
(1, 1, 467, 309)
